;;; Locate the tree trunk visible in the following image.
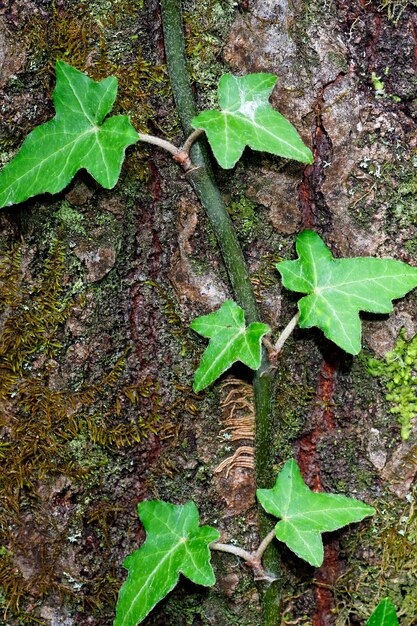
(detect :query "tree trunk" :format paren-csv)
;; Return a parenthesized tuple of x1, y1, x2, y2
(0, 1, 416, 625)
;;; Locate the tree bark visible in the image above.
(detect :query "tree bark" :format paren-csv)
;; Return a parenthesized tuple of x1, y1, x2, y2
(0, 1, 417, 625)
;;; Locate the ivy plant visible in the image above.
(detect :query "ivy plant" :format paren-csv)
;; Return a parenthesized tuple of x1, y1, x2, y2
(0, 62, 138, 208)
(190, 300, 270, 392)
(114, 501, 219, 626)
(276, 229, 417, 355)
(0, 34, 414, 626)
(191, 73, 313, 169)
(256, 459, 374, 567)
(113, 459, 374, 625)
(366, 598, 399, 626)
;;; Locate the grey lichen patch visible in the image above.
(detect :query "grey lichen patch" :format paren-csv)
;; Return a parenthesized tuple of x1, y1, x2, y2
(169, 197, 229, 309)
(348, 137, 417, 255)
(183, 0, 236, 110)
(367, 428, 388, 471)
(75, 245, 117, 283)
(79, 0, 139, 20)
(0, 23, 27, 89)
(50, 199, 124, 282)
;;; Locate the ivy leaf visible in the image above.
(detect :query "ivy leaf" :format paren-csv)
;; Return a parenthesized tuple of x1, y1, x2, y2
(190, 300, 270, 392)
(257, 459, 375, 567)
(0, 61, 138, 208)
(114, 501, 219, 626)
(366, 598, 399, 626)
(276, 230, 417, 354)
(191, 73, 313, 169)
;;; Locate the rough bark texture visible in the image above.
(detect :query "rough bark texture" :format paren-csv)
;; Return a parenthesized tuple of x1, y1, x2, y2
(0, 1, 417, 625)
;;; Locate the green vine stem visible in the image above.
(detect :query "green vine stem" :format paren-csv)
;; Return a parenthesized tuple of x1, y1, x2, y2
(159, 0, 257, 322)
(159, 0, 280, 623)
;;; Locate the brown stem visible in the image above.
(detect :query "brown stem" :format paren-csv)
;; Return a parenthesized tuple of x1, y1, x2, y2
(211, 540, 278, 583)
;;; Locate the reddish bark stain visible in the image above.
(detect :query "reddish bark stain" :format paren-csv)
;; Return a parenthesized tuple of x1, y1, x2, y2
(297, 360, 337, 490)
(297, 356, 342, 626)
(298, 89, 332, 230)
(298, 88, 342, 618)
(298, 163, 316, 230)
(364, 14, 382, 71)
(313, 542, 341, 626)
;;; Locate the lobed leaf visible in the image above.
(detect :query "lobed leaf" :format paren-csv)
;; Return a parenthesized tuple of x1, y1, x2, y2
(0, 61, 139, 208)
(257, 459, 375, 567)
(190, 300, 270, 392)
(366, 598, 399, 626)
(276, 230, 417, 354)
(114, 501, 219, 626)
(191, 73, 313, 169)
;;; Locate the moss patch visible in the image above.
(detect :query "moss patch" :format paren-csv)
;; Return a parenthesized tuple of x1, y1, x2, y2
(367, 330, 417, 440)
(0, 241, 159, 620)
(335, 486, 417, 625)
(379, 0, 417, 24)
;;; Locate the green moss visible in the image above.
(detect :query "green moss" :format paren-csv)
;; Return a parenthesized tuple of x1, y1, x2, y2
(225, 193, 278, 252)
(18, 1, 172, 136)
(287, 0, 331, 74)
(0, 241, 159, 619)
(274, 358, 315, 461)
(379, 0, 417, 23)
(145, 280, 194, 357)
(162, 582, 259, 626)
(227, 195, 259, 242)
(334, 486, 417, 625)
(367, 329, 417, 439)
(54, 201, 87, 236)
(327, 51, 348, 73)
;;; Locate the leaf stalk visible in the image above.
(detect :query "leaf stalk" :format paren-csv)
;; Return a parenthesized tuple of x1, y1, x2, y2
(137, 132, 180, 157)
(211, 527, 278, 583)
(137, 128, 205, 172)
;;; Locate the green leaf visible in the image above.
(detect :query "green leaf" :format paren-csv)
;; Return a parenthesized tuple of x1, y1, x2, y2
(190, 300, 270, 392)
(114, 501, 219, 626)
(366, 598, 399, 626)
(191, 73, 313, 169)
(0, 61, 138, 208)
(276, 230, 417, 354)
(257, 459, 375, 567)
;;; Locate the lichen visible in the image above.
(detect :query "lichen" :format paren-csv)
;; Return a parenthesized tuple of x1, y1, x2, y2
(53, 201, 87, 236)
(348, 137, 417, 237)
(367, 329, 417, 440)
(226, 194, 260, 244)
(182, 0, 235, 109)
